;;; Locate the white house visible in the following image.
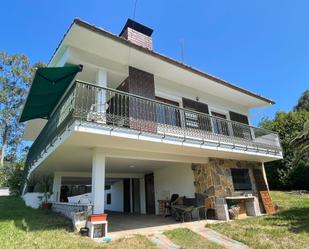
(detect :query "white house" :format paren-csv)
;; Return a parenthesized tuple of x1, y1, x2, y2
(21, 19, 282, 222)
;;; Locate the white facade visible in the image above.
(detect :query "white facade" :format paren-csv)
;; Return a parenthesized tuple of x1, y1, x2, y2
(22, 19, 282, 217)
(104, 180, 123, 212)
(153, 163, 196, 214)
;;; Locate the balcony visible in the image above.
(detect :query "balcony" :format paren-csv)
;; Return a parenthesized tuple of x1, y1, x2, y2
(25, 80, 282, 174)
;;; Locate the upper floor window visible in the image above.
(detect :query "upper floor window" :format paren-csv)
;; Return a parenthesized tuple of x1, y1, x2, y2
(231, 168, 252, 191)
(155, 96, 180, 126)
(182, 98, 212, 131)
(211, 111, 230, 136)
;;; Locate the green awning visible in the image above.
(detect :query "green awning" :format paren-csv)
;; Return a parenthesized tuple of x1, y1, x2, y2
(20, 65, 83, 122)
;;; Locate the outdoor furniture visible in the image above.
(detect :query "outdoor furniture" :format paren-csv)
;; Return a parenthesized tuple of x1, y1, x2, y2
(165, 194, 179, 217)
(192, 205, 207, 220)
(158, 199, 170, 215)
(87, 220, 108, 239)
(173, 204, 195, 222)
(171, 194, 208, 222)
(195, 193, 208, 219)
(207, 209, 216, 219)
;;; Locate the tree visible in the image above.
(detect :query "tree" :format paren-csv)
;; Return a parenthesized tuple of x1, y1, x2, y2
(3, 161, 24, 195)
(294, 89, 309, 112)
(0, 52, 44, 166)
(291, 120, 309, 163)
(259, 110, 309, 189)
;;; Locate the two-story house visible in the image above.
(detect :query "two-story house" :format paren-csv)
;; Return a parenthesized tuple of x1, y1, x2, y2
(21, 19, 282, 221)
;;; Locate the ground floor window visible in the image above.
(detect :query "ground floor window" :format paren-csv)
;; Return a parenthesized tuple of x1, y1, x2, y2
(106, 193, 111, 204)
(231, 168, 252, 191)
(60, 177, 91, 202)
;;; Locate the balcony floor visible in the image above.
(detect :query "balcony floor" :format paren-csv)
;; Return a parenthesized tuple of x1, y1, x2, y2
(30, 120, 282, 176)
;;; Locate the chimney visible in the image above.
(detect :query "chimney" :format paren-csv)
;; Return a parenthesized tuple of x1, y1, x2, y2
(119, 19, 153, 50)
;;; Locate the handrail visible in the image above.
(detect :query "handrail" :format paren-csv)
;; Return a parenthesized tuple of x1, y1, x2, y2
(75, 80, 279, 136)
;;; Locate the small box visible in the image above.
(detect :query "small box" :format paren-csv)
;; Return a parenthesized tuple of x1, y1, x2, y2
(88, 214, 108, 222)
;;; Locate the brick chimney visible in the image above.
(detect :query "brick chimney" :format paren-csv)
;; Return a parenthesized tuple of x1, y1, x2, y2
(119, 19, 153, 50)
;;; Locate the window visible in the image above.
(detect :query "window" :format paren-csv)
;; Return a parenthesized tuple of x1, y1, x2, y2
(182, 98, 212, 131)
(105, 185, 111, 190)
(107, 193, 111, 204)
(231, 169, 252, 191)
(211, 111, 229, 136)
(229, 111, 252, 140)
(155, 96, 180, 126)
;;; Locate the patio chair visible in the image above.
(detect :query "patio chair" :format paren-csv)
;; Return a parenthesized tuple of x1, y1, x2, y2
(165, 194, 179, 217)
(194, 193, 208, 220)
(174, 195, 208, 222)
(174, 204, 195, 222)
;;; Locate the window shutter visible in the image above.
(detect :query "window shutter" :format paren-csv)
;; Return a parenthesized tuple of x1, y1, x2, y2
(195, 101, 209, 114)
(182, 98, 209, 114)
(182, 98, 196, 110)
(229, 111, 249, 124)
(182, 98, 211, 131)
(229, 111, 251, 139)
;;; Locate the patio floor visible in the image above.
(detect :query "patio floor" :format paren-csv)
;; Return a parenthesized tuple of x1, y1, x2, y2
(106, 212, 220, 240)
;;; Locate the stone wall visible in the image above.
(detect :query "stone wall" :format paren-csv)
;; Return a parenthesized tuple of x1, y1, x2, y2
(192, 158, 262, 209)
(51, 202, 93, 219)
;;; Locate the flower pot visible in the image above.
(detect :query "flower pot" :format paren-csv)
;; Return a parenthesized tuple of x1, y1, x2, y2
(42, 203, 52, 209)
(88, 214, 108, 222)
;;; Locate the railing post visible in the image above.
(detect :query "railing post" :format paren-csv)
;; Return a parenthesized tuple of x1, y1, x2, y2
(96, 70, 107, 122)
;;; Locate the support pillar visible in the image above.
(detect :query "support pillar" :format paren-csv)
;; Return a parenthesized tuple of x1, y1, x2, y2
(261, 162, 270, 191)
(52, 172, 61, 202)
(92, 150, 106, 214)
(139, 177, 146, 214)
(96, 69, 107, 114)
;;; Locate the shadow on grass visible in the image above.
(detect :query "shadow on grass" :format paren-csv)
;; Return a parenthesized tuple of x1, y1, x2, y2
(0, 196, 73, 233)
(263, 207, 309, 234)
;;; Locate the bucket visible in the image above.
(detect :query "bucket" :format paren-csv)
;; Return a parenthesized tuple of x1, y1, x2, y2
(80, 227, 89, 236)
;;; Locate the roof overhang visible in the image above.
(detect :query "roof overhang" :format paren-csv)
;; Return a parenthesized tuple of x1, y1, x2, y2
(49, 19, 275, 108)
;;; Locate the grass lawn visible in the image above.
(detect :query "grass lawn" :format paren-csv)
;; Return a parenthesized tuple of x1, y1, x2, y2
(0, 196, 157, 249)
(208, 191, 309, 249)
(164, 228, 224, 249)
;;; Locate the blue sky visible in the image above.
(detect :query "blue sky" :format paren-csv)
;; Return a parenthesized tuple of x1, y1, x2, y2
(1, 0, 308, 125)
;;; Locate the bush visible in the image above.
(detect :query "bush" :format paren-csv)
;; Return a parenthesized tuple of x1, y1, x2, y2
(288, 161, 309, 190)
(0, 161, 24, 195)
(261, 110, 309, 190)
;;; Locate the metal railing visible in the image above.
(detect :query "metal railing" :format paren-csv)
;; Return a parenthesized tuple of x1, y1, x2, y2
(74, 80, 281, 151)
(24, 80, 282, 176)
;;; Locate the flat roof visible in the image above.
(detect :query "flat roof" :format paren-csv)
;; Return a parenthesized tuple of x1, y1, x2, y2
(49, 18, 275, 105)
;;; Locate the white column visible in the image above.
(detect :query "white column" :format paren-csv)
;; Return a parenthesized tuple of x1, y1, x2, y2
(96, 69, 107, 114)
(261, 162, 270, 191)
(139, 177, 146, 214)
(92, 150, 106, 214)
(52, 172, 61, 202)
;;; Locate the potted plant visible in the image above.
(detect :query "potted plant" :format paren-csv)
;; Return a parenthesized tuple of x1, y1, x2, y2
(37, 175, 53, 209)
(39, 191, 53, 209)
(26, 174, 38, 193)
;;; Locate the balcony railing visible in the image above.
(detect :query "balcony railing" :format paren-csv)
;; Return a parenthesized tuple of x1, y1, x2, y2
(25, 80, 282, 175)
